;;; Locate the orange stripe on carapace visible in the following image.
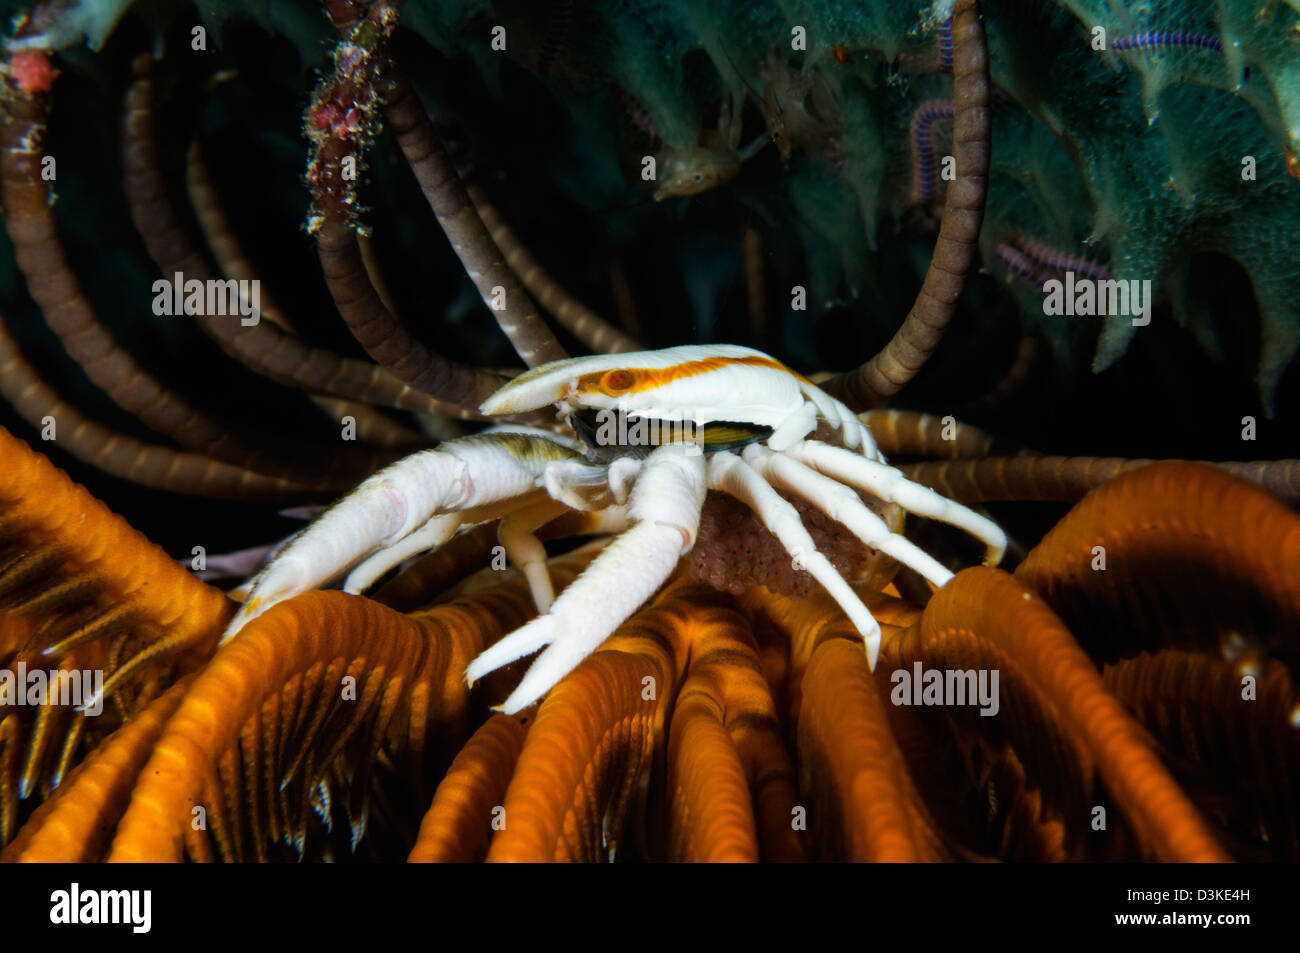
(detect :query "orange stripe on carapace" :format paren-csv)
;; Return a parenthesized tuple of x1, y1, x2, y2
(574, 355, 811, 397)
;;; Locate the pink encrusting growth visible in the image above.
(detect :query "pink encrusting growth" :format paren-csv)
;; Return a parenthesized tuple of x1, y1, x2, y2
(302, 29, 390, 233)
(307, 100, 366, 142)
(7, 49, 56, 95)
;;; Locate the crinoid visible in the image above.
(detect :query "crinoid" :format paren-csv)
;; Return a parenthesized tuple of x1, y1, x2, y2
(0, 0, 1297, 864)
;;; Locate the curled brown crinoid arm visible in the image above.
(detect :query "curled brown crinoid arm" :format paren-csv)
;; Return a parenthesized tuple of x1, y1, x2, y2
(0, 315, 315, 499)
(188, 140, 470, 429)
(0, 66, 317, 483)
(859, 409, 1003, 460)
(902, 455, 1146, 502)
(186, 137, 445, 440)
(826, 0, 989, 410)
(378, 62, 570, 368)
(902, 455, 1300, 507)
(460, 172, 641, 354)
(306, 7, 514, 414)
(122, 56, 441, 448)
(120, 56, 404, 486)
(314, 0, 569, 371)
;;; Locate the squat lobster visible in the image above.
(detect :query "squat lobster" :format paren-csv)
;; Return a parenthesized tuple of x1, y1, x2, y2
(224, 344, 1006, 714)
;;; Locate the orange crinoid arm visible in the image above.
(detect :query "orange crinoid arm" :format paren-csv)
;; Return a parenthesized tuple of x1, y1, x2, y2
(0, 427, 235, 839)
(484, 615, 677, 862)
(904, 567, 1229, 862)
(105, 587, 530, 862)
(0, 425, 233, 657)
(664, 586, 803, 862)
(1014, 460, 1300, 665)
(408, 714, 527, 863)
(3, 677, 194, 862)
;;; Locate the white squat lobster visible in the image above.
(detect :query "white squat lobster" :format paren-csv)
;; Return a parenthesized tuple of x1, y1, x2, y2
(223, 345, 1006, 714)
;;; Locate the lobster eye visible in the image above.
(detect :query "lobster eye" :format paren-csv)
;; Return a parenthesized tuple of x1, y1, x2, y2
(600, 369, 636, 395)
